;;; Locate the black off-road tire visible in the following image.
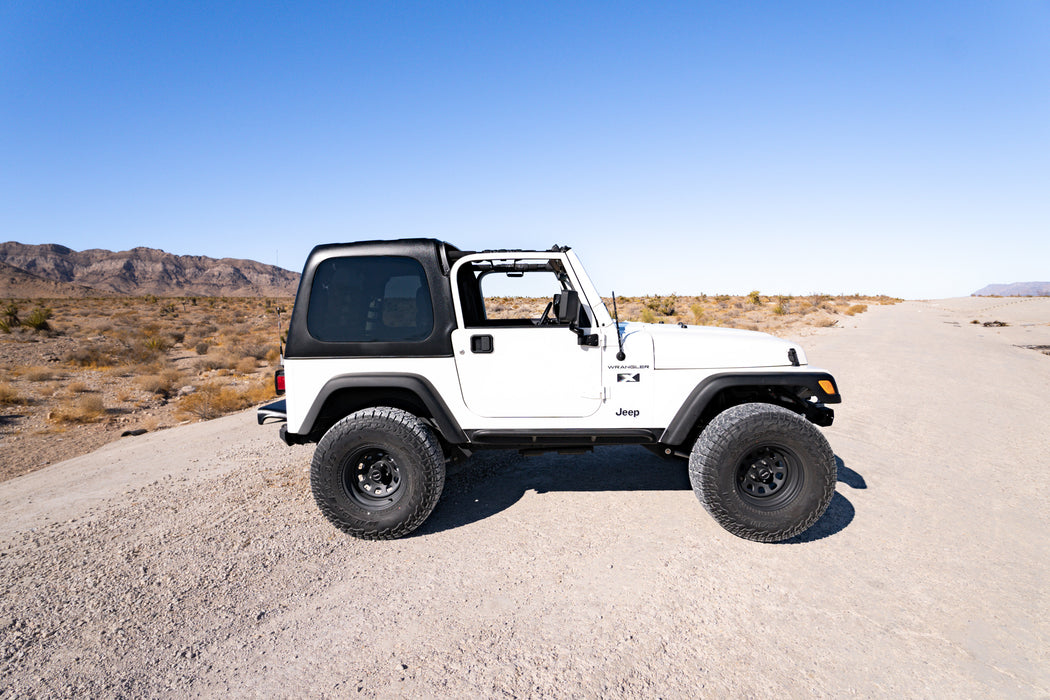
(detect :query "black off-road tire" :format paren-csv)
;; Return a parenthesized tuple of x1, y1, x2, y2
(311, 407, 445, 540)
(689, 402, 836, 542)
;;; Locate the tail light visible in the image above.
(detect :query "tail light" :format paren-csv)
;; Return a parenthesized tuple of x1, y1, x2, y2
(274, 368, 285, 395)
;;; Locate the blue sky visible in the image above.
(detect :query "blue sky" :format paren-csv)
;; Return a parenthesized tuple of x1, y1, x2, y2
(1, 2, 1047, 298)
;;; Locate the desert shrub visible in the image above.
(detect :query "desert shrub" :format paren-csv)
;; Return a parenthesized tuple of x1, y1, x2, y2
(0, 382, 24, 405)
(176, 378, 274, 420)
(23, 306, 53, 331)
(136, 372, 180, 396)
(195, 353, 239, 372)
(0, 319, 9, 333)
(815, 317, 837, 328)
(242, 343, 277, 361)
(773, 303, 788, 316)
(195, 342, 210, 355)
(690, 304, 704, 324)
(67, 381, 89, 394)
(235, 356, 259, 374)
(265, 347, 281, 364)
(50, 395, 106, 424)
(640, 308, 656, 324)
(169, 331, 185, 344)
(644, 295, 677, 316)
(142, 333, 172, 353)
(3, 302, 19, 328)
(748, 290, 762, 305)
(22, 366, 58, 382)
(845, 304, 868, 316)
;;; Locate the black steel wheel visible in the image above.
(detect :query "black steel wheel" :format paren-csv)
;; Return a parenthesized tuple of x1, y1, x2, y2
(735, 444, 803, 509)
(343, 448, 404, 507)
(311, 407, 445, 540)
(689, 403, 836, 542)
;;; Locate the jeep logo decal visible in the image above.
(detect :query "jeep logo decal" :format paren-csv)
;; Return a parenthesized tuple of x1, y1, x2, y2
(615, 408, 640, 417)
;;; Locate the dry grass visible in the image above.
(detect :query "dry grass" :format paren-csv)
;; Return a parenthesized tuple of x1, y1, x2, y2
(135, 370, 182, 396)
(0, 382, 24, 405)
(21, 366, 60, 382)
(50, 395, 106, 424)
(176, 377, 275, 421)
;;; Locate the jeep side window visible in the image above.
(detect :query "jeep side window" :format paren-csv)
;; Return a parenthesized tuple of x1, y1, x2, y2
(457, 258, 592, 328)
(307, 256, 433, 342)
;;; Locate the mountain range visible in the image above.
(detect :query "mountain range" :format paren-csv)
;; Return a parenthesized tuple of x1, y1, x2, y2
(972, 281, 1050, 297)
(0, 242, 299, 297)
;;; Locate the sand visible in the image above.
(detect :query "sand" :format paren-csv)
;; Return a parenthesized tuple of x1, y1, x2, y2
(1, 297, 1048, 697)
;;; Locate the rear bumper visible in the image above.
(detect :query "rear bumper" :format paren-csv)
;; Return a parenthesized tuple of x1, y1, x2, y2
(256, 399, 287, 425)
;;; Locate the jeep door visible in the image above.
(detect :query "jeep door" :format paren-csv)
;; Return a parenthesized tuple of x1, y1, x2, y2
(450, 254, 602, 418)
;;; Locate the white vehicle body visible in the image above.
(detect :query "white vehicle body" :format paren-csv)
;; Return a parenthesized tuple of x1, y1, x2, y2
(272, 241, 838, 450)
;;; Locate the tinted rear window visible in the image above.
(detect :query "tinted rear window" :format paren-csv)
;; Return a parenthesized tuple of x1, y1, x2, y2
(307, 256, 434, 342)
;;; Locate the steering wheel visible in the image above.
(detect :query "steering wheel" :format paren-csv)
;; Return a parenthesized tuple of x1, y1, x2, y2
(536, 300, 555, 326)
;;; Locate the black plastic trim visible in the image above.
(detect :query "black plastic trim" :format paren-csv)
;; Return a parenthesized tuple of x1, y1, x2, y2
(257, 399, 287, 425)
(660, 371, 841, 446)
(301, 373, 467, 444)
(465, 428, 660, 447)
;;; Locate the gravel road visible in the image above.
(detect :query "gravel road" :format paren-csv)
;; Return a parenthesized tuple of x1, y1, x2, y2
(2, 298, 1049, 698)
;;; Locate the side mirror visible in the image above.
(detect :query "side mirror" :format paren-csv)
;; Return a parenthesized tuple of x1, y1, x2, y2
(555, 290, 581, 324)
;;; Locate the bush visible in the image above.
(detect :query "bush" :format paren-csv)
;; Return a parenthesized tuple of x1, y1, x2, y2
(0, 382, 24, 405)
(690, 303, 705, 325)
(50, 395, 106, 424)
(176, 379, 274, 421)
(845, 304, 868, 316)
(136, 371, 182, 396)
(23, 366, 58, 382)
(243, 343, 277, 361)
(644, 295, 676, 316)
(195, 353, 239, 372)
(195, 342, 210, 355)
(748, 290, 762, 305)
(3, 302, 19, 328)
(65, 343, 117, 367)
(23, 306, 53, 331)
(235, 356, 259, 374)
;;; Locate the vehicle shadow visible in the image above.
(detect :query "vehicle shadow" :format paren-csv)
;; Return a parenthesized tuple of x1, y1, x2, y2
(779, 457, 863, 544)
(418, 448, 862, 543)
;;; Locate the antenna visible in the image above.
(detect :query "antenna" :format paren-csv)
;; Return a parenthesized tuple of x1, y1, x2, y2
(276, 305, 284, 358)
(612, 292, 626, 361)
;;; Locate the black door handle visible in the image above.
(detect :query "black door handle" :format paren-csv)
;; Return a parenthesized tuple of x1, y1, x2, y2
(470, 335, 494, 353)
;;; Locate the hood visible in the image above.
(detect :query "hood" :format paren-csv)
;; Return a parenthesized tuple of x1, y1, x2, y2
(620, 322, 807, 369)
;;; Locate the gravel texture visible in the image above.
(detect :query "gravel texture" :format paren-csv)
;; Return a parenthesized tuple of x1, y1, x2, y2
(2, 297, 1049, 697)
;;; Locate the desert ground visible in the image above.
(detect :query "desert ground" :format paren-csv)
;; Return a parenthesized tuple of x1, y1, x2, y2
(1, 296, 1048, 697)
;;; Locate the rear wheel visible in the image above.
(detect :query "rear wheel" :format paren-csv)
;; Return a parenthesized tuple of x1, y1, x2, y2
(689, 403, 836, 542)
(311, 407, 445, 540)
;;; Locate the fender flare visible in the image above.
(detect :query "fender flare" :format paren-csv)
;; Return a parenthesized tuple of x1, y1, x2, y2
(660, 371, 840, 446)
(299, 373, 467, 444)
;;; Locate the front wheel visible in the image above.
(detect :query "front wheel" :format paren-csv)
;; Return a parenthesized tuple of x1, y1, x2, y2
(311, 407, 445, 540)
(689, 403, 836, 542)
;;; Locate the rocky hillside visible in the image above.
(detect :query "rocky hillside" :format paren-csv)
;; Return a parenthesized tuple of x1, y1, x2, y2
(0, 242, 299, 297)
(973, 281, 1050, 297)
(0, 260, 106, 298)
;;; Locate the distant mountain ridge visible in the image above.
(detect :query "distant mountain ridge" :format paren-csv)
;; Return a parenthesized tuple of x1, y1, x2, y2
(973, 281, 1050, 297)
(0, 242, 299, 297)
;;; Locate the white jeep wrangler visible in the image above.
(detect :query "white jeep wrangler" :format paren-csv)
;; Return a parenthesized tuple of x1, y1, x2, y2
(259, 239, 841, 542)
